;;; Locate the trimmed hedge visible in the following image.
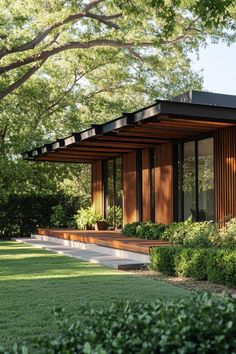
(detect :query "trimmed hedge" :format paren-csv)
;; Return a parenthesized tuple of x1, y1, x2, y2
(136, 222, 166, 239)
(121, 222, 141, 236)
(122, 221, 165, 239)
(3, 293, 236, 354)
(150, 246, 236, 287)
(0, 194, 82, 239)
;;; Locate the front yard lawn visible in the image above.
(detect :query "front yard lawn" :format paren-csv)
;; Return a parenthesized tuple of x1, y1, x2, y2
(0, 241, 189, 348)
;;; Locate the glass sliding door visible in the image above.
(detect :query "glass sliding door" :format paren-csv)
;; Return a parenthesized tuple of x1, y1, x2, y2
(106, 159, 115, 226)
(178, 137, 215, 221)
(105, 157, 123, 228)
(198, 138, 215, 221)
(183, 141, 196, 220)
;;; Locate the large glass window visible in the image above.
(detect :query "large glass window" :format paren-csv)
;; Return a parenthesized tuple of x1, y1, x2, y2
(179, 137, 214, 221)
(183, 141, 196, 220)
(198, 138, 215, 221)
(105, 157, 123, 228)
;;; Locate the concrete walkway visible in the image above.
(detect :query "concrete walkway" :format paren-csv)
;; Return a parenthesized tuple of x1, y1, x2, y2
(15, 238, 148, 270)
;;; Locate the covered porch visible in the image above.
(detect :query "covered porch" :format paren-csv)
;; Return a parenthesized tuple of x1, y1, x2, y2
(23, 90, 236, 227)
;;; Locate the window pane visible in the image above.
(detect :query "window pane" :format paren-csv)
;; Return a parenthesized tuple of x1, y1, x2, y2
(106, 160, 115, 226)
(183, 141, 196, 220)
(115, 157, 123, 228)
(198, 138, 214, 221)
(105, 158, 123, 228)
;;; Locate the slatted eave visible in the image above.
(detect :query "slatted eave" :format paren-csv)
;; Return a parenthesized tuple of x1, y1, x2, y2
(23, 98, 236, 163)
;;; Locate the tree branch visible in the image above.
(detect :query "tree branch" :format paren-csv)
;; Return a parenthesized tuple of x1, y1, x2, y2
(85, 13, 122, 29)
(0, 0, 107, 60)
(83, 0, 105, 12)
(0, 40, 153, 75)
(0, 60, 47, 100)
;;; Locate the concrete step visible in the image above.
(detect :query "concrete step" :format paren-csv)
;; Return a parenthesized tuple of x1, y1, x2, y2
(32, 234, 150, 264)
(15, 238, 149, 270)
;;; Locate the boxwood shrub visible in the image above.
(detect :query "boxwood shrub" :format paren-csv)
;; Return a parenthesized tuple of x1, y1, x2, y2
(4, 293, 236, 354)
(162, 220, 218, 247)
(136, 222, 166, 239)
(121, 222, 141, 236)
(150, 246, 236, 287)
(122, 222, 165, 239)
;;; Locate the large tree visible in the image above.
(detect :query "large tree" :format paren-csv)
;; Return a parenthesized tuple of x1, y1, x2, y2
(0, 0, 235, 206)
(0, 0, 235, 100)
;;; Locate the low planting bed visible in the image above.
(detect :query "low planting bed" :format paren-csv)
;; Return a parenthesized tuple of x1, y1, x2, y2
(150, 246, 236, 288)
(122, 218, 236, 246)
(123, 219, 236, 288)
(4, 293, 236, 354)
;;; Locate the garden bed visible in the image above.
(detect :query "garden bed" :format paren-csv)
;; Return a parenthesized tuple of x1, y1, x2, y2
(130, 268, 236, 297)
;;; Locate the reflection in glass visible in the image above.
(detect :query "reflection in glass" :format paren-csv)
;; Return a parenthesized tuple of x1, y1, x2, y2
(198, 138, 214, 220)
(105, 158, 123, 228)
(183, 141, 196, 220)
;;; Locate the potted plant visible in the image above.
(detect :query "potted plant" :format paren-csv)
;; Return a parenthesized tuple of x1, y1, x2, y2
(95, 220, 108, 231)
(74, 207, 104, 230)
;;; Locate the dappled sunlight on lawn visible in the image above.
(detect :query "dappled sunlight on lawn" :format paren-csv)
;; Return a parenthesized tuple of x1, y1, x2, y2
(0, 241, 189, 349)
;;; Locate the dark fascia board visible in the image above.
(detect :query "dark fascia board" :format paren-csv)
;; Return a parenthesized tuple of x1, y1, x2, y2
(159, 100, 236, 123)
(23, 99, 236, 160)
(171, 90, 236, 108)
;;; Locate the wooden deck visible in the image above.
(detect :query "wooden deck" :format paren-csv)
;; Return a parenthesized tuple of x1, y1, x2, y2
(37, 229, 171, 254)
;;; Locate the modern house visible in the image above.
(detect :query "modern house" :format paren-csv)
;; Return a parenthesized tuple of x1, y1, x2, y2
(23, 90, 236, 228)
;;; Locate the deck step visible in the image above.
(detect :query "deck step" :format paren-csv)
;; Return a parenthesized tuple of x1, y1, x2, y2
(15, 238, 148, 270)
(32, 234, 150, 264)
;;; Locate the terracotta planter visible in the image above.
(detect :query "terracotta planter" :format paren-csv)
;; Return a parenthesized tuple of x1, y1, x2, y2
(95, 221, 108, 231)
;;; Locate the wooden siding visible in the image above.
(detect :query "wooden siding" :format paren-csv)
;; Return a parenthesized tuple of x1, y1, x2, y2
(123, 152, 138, 224)
(92, 161, 103, 215)
(215, 126, 236, 223)
(155, 143, 173, 224)
(142, 149, 151, 221)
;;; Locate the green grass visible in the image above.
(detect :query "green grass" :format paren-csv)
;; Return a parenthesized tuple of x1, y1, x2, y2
(0, 241, 189, 348)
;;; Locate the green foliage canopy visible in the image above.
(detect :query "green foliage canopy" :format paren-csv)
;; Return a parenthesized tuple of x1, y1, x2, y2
(0, 0, 235, 215)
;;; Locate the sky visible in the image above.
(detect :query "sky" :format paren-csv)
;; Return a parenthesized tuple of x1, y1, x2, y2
(191, 42, 236, 95)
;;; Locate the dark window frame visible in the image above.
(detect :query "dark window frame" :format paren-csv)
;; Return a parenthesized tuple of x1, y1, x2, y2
(176, 135, 215, 222)
(103, 156, 124, 228)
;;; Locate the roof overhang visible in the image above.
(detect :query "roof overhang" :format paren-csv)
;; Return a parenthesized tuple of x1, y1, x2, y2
(23, 99, 236, 164)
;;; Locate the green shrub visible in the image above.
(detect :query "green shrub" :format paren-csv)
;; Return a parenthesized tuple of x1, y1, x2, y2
(150, 246, 180, 275)
(136, 222, 166, 239)
(0, 194, 82, 239)
(74, 207, 103, 230)
(219, 218, 236, 247)
(50, 205, 67, 228)
(150, 246, 236, 287)
(162, 220, 219, 247)
(174, 248, 209, 280)
(4, 293, 236, 354)
(121, 222, 141, 236)
(106, 205, 123, 228)
(207, 249, 236, 287)
(122, 222, 166, 239)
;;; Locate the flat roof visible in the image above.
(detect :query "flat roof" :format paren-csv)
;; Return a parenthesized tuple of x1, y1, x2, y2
(23, 90, 236, 163)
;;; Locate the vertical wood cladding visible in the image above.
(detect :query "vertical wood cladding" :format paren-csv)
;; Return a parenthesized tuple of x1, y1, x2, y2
(215, 126, 236, 223)
(92, 160, 103, 215)
(123, 152, 138, 224)
(142, 149, 151, 221)
(155, 143, 173, 224)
